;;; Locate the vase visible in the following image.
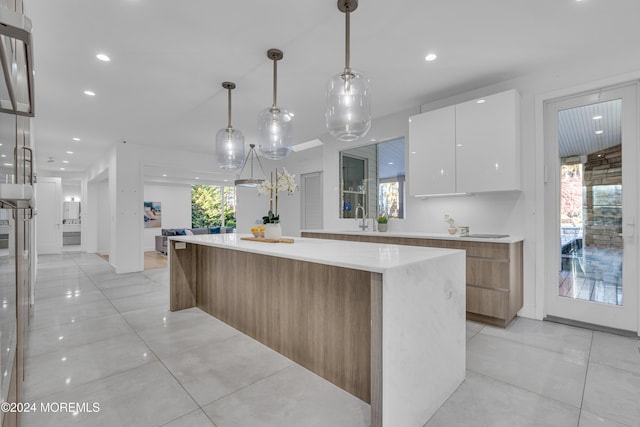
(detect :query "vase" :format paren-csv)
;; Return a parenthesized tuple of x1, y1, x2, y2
(378, 223, 388, 232)
(448, 226, 458, 235)
(264, 223, 282, 240)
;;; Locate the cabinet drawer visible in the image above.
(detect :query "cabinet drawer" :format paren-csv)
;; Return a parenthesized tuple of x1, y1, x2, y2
(466, 286, 508, 319)
(466, 258, 510, 290)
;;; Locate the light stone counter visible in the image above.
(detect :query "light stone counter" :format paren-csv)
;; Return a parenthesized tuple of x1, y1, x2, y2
(170, 233, 466, 427)
(301, 229, 523, 244)
(171, 233, 462, 273)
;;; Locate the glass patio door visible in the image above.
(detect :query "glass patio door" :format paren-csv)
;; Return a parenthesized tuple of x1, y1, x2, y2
(545, 83, 638, 332)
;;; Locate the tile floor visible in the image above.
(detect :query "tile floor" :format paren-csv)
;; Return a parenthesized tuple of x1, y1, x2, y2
(18, 253, 640, 427)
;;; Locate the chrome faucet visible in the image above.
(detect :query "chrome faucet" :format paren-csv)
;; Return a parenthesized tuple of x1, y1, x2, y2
(355, 205, 368, 231)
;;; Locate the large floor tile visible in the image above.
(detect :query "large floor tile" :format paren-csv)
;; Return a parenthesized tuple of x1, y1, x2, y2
(24, 332, 156, 400)
(203, 365, 370, 427)
(590, 332, 640, 375)
(29, 298, 120, 331)
(138, 316, 239, 359)
(20, 361, 198, 427)
(92, 275, 157, 290)
(108, 290, 168, 313)
(579, 410, 630, 427)
(163, 333, 292, 406)
(101, 280, 168, 300)
(27, 313, 134, 358)
(34, 278, 99, 301)
(582, 362, 640, 426)
(467, 334, 587, 407)
(480, 317, 593, 363)
(122, 306, 217, 333)
(425, 371, 580, 427)
(161, 409, 216, 426)
(466, 320, 484, 341)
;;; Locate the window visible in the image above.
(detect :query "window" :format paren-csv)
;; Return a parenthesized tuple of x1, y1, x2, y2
(191, 185, 236, 229)
(339, 137, 405, 219)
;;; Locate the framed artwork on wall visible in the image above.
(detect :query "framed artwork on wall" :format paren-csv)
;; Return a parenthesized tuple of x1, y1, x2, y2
(144, 201, 161, 228)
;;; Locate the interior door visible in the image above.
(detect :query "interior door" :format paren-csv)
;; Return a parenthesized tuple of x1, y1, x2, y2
(35, 176, 63, 254)
(301, 171, 323, 230)
(545, 83, 638, 332)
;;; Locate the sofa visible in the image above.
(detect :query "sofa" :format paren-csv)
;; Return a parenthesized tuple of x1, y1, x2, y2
(155, 226, 230, 255)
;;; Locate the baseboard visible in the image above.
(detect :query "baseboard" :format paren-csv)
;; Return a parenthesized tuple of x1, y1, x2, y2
(544, 315, 638, 337)
(517, 304, 538, 320)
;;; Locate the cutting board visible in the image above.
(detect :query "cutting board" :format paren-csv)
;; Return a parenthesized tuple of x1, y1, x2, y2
(241, 237, 295, 244)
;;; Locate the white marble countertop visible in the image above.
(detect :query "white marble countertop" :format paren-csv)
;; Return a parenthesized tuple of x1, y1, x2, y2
(301, 229, 523, 244)
(170, 233, 462, 274)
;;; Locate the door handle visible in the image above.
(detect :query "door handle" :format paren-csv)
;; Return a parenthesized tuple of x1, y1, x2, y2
(626, 215, 635, 238)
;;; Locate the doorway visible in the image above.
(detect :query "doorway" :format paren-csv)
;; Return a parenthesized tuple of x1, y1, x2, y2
(545, 83, 638, 332)
(300, 171, 323, 230)
(35, 177, 63, 254)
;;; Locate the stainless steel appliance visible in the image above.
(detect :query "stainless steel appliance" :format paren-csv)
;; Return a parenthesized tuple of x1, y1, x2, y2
(0, 2, 35, 426)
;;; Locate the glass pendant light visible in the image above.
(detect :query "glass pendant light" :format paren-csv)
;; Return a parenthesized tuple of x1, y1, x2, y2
(326, 0, 371, 142)
(235, 144, 266, 187)
(258, 49, 293, 160)
(216, 82, 245, 170)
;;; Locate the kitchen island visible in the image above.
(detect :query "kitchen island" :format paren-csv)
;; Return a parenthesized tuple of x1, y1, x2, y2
(302, 229, 524, 327)
(169, 234, 465, 427)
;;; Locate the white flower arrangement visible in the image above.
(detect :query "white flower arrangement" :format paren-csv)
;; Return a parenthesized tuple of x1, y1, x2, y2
(259, 167, 297, 195)
(258, 168, 298, 223)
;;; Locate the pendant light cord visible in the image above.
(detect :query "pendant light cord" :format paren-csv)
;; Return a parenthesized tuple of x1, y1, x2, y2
(272, 54, 278, 110)
(227, 86, 232, 129)
(345, 6, 351, 74)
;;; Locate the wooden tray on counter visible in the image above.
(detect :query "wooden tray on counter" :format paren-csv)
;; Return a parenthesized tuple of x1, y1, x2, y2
(241, 237, 295, 244)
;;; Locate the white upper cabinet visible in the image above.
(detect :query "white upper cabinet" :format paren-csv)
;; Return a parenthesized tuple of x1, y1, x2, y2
(409, 89, 520, 196)
(455, 90, 520, 193)
(409, 105, 456, 196)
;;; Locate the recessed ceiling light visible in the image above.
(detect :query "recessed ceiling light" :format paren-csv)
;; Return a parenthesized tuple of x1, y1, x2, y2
(411, 151, 417, 154)
(388, 162, 394, 165)
(66, 151, 74, 154)
(0, 143, 3, 146)
(592, 115, 602, 120)
(425, 53, 437, 61)
(83, 90, 95, 96)
(73, 137, 80, 141)
(62, 160, 69, 164)
(0, 155, 5, 158)
(595, 130, 604, 134)
(3, 163, 12, 166)
(162, 174, 167, 177)
(476, 99, 486, 104)
(59, 168, 65, 171)
(96, 53, 110, 62)
(224, 179, 229, 182)
(195, 177, 200, 180)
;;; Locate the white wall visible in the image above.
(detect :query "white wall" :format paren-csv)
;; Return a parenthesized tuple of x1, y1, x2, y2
(236, 147, 324, 237)
(96, 179, 110, 255)
(62, 183, 81, 202)
(143, 183, 192, 251)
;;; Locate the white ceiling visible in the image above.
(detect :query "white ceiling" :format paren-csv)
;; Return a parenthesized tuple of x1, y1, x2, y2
(558, 99, 621, 158)
(23, 0, 640, 176)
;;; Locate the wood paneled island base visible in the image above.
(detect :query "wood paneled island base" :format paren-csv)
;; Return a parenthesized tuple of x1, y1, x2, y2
(171, 241, 376, 404)
(169, 234, 465, 427)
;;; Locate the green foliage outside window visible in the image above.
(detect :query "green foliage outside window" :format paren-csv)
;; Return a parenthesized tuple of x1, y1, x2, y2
(191, 185, 236, 229)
